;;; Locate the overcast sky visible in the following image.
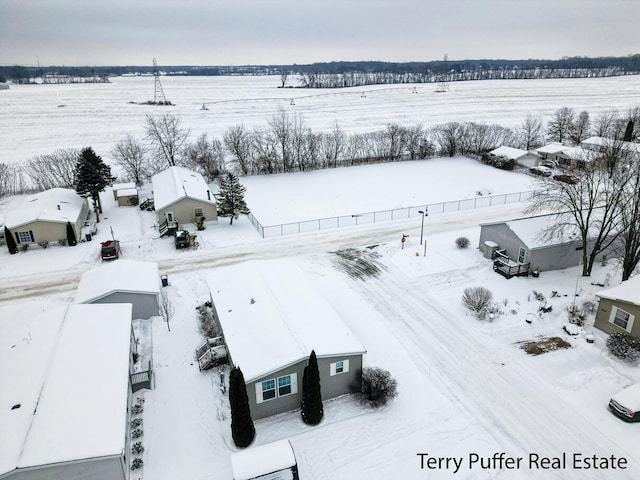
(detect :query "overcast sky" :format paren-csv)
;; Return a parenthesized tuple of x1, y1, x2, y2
(1, 0, 638, 66)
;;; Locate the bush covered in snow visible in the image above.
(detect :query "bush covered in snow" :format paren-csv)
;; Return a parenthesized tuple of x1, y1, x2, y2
(131, 442, 144, 454)
(131, 458, 143, 470)
(198, 302, 221, 338)
(461, 287, 501, 320)
(606, 332, 640, 362)
(455, 236, 470, 249)
(354, 367, 398, 408)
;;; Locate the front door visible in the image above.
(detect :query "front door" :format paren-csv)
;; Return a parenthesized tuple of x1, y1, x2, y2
(518, 246, 528, 264)
(166, 212, 174, 223)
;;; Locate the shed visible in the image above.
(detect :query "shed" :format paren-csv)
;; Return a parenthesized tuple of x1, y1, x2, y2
(206, 260, 366, 420)
(479, 213, 611, 274)
(594, 275, 640, 339)
(231, 440, 299, 480)
(488, 146, 541, 168)
(116, 187, 139, 207)
(3, 188, 89, 247)
(75, 259, 161, 319)
(151, 166, 218, 227)
(0, 304, 134, 480)
(111, 182, 136, 200)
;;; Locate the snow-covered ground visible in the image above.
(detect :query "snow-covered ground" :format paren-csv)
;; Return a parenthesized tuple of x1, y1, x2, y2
(1, 74, 640, 166)
(2, 157, 639, 480)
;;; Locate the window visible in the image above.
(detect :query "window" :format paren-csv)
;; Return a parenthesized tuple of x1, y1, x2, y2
(194, 207, 204, 217)
(166, 212, 174, 222)
(256, 373, 297, 403)
(16, 231, 34, 244)
(518, 247, 527, 264)
(610, 306, 635, 332)
(330, 359, 350, 376)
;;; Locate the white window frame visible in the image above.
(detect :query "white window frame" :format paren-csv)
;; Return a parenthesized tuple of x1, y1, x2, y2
(609, 306, 635, 333)
(166, 212, 174, 222)
(16, 230, 34, 244)
(518, 247, 527, 264)
(255, 372, 297, 404)
(194, 207, 204, 218)
(330, 359, 350, 376)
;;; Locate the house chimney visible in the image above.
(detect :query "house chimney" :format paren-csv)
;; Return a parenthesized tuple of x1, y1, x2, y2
(207, 190, 211, 200)
(57, 204, 61, 210)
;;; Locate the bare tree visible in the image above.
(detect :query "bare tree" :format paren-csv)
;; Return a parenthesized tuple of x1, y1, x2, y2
(593, 109, 621, 138)
(319, 123, 346, 168)
(279, 69, 289, 88)
(111, 134, 151, 184)
(145, 114, 190, 168)
(515, 113, 544, 150)
(184, 133, 226, 181)
(571, 110, 591, 144)
(223, 124, 253, 175)
(159, 289, 175, 332)
(526, 155, 628, 276)
(25, 148, 80, 190)
(616, 163, 640, 280)
(268, 109, 293, 172)
(0, 163, 27, 197)
(546, 107, 575, 144)
(251, 128, 278, 174)
(433, 122, 463, 157)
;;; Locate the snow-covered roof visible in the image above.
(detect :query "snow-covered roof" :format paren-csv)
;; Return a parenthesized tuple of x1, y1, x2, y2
(75, 259, 160, 305)
(482, 213, 580, 249)
(117, 187, 138, 197)
(489, 146, 534, 160)
(151, 166, 215, 211)
(231, 439, 296, 480)
(536, 143, 570, 154)
(4, 188, 86, 229)
(112, 182, 136, 191)
(206, 260, 366, 383)
(596, 275, 640, 307)
(581, 136, 640, 153)
(0, 304, 132, 475)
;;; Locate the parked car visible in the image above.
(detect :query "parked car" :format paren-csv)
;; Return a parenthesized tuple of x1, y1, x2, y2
(529, 166, 552, 177)
(553, 174, 580, 184)
(174, 230, 190, 249)
(609, 384, 640, 422)
(100, 240, 121, 260)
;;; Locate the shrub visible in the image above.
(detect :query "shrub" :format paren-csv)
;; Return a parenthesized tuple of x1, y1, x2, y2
(132, 428, 143, 438)
(301, 350, 323, 425)
(131, 418, 143, 428)
(5, 226, 17, 254)
(566, 304, 585, 326)
(131, 404, 143, 415)
(606, 332, 640, 362)
(229, 367, 255, 448)
(455, 236, 470, 249)
(131, 458, 144, 470)
(131, 442, 144, 454)
(462, 287, 493, 314)
(355, 367, 398, 408)
(198, 303, 221, 338)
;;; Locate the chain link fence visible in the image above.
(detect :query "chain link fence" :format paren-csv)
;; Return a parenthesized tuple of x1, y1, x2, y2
(248, 190, 534, 238)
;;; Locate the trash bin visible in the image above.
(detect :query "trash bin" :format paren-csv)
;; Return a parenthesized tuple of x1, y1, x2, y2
(85, 233, 92, 242)
(161, 274, 168, 287)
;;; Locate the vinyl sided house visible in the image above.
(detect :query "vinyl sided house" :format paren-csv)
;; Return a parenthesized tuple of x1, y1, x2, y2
(3, 188, 89, 246)
(536, 143, 572, 166)
(0, 304, 135, 480)
(75, 260, 161, 320)
(151, 166, 217, 228)
(479, 213, 611, 274)
(488, 146, 541, 168)
(594, 275, 640, 339)
(206, 260, 366, 420)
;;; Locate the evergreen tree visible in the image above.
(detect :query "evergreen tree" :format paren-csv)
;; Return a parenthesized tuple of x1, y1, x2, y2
(5, 226, 17, 254)
(214, 172, 250, 225)
(229, 367, 255, 448)
(66, 221, 77, 246)
(74, 147, 114, 221)
(301, 350, 323, 425)
(623, 120, 634, 142)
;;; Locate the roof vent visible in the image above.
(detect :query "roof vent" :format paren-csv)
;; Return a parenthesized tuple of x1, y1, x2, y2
(11, 404, 21, 410)
(57, 204, 61, 210)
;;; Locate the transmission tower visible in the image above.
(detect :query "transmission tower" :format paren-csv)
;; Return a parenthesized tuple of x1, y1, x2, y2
(436, 53, 449, 93)
(153, 58, 168, 105)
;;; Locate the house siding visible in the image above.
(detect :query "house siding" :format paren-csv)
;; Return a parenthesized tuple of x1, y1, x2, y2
(156, 198, 218, 226)
(594, 298, 640, 339)
(245, 354, 363, 420)
(86, 292, 159, 320)
(479, 223, 524, 261)
(2, 456, 127, 480)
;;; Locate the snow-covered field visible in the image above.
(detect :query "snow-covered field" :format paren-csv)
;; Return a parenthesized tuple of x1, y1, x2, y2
(1, 74, 640, 166)
(2, 76, 640, 479)
(2, 157, 640, 480)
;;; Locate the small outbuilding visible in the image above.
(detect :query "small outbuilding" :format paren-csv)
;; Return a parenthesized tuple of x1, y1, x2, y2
(116, 187, 139, 207)
(111, 182, 136, 200)
(206, 260, 366, 420)
(231, 439, 299, 480)
(594, 275, 640, 339)
(75, 259, 161, 319)
(0, 303, 134, 480)
(3, 188, 89, 247)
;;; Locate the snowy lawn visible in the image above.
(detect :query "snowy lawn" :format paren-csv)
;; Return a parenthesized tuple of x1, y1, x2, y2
(2, 158, 640, 479)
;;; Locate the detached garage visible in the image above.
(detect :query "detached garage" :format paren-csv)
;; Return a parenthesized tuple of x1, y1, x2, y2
(231, 440, 299, 480)
(75, 260, 161, 320)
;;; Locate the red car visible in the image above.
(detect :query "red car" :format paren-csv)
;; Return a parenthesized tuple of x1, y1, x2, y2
(553, 174, 580, 184)
(100, 240, 121, 260)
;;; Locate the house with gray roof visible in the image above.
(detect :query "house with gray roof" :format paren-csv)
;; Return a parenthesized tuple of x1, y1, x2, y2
(206, 260, 366, 420)
(594, 275, 640, 339)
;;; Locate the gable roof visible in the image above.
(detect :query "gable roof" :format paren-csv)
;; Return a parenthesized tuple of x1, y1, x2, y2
(536, 143, 570, 155)
(596, 275, 640, 307)
(489, 146, 537, 160)
(4, 188, 86, 229)
(151, 166, 215, 211)
(206, 260, 366, 383)
(231, 440, 296, 480)
(0, 304, 132, 475)
(482, 213, 581, 249)
(75, 259, 160, 305)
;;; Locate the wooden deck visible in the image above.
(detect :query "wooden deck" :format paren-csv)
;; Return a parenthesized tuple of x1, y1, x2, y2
(493, 259, 530, 279)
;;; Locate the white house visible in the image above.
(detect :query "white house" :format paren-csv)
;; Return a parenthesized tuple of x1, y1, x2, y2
(75, 260, 161, 320)
(206, 260, 366, 420)
(151, 166, 218, 229)
(488, 146, 541, 168)
(0, 304, 134, 480)
(594, 275, 640, 339)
